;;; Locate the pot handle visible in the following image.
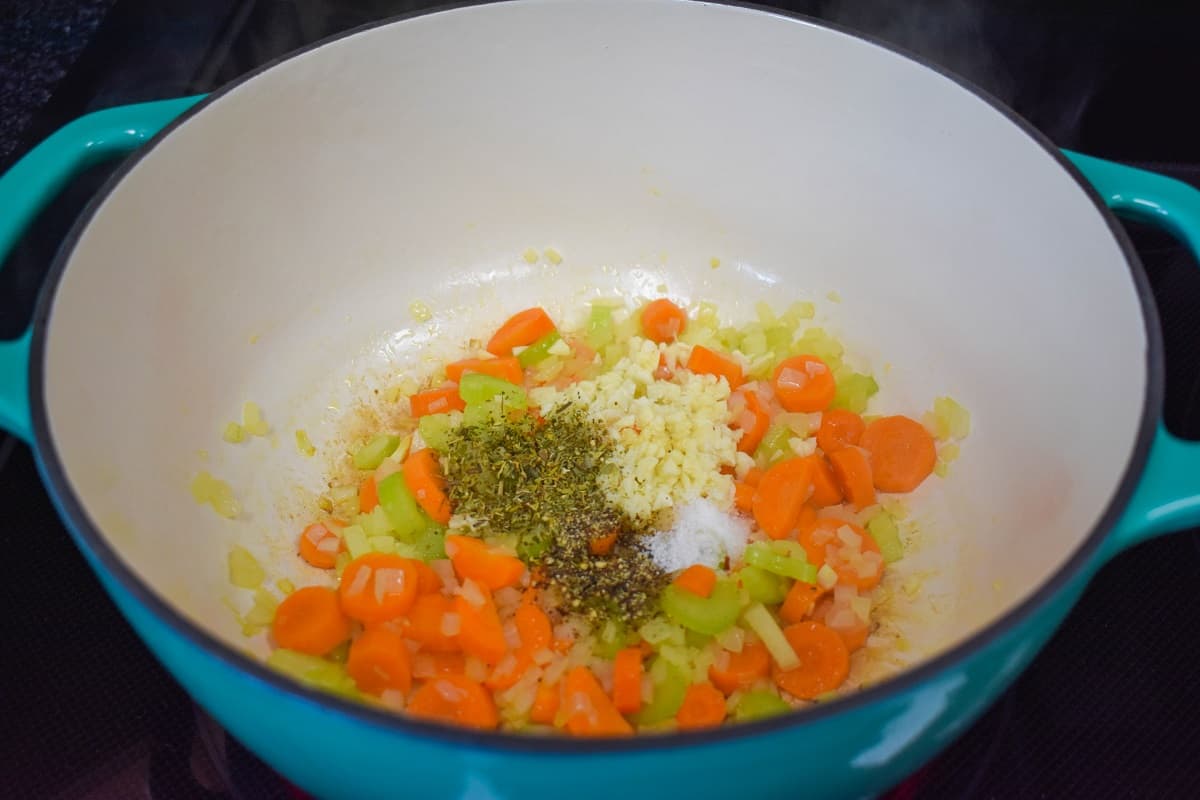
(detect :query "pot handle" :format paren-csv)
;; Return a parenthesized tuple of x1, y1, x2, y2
(0, 96, 204, 444)
(1065, 151, 1200, 557)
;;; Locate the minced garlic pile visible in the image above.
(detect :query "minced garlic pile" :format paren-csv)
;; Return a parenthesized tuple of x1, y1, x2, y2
(530, 336, 739, 519)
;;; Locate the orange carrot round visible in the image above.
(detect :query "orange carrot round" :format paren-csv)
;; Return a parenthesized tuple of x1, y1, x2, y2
(272, 586, 351, 656)
(402, 448, 452, 525)
(733, 481, 756, 513)
(404, 593, 461, 653)
(772, 355, 836, 413)
(673, 564, 718, 598)
(772, 621, 850, 700)
(780, 580, 826, 624)
(408, 675, 499, 730)
(529, 681, 562, 725)
(708, 640, 770, 695)
(805, 454, 844, 508)
(298, 521, 344, 570)
(358, 475, 380, 514)
(346, 627, 413, 696)
(486, 307, 557, 357)
(514, 602, 552, 654)
(640, 298, 687, 343)
(611, 648, 644, 715)
(730, 388, 770, 454)
(339, 553, 420, 624)
(410, 386, 466, 418)
(817, 408, 865, 454)
(454, 586, 509, 665)
(687, 345, 744, 389)
(798, 518, 884, 591)
(675, 682, 727, 730)
(859, 415, 937, 493)
(827, 446, 876, 509)
(444, 535, 527, 591)
(413, 560, 443, 595)
(561, 666, 633, 737)
(589, 531, 619, 555)
(445, 356, 524, 386)
(752, 457, 814, 540)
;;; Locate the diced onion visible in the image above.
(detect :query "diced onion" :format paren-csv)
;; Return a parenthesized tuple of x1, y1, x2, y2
(440, 613, 462, 637)
(816, 564, 838, 589)
(373, 568, 405, 604)
(460, 579, 486, 608)
(776, 367, 809, 391)
(379, 689, 406, 710)
(836, 525, 862, 547)
(346, 564, 370, 598)
(435, 679, 468, 703)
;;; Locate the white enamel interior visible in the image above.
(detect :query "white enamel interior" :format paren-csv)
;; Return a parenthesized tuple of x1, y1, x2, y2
(43, 0, 1145, 677)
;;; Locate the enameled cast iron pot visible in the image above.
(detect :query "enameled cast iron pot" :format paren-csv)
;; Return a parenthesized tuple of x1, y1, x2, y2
(2, 2, 1199, 798)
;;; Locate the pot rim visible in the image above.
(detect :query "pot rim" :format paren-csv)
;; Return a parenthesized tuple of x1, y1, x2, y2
(26, 0, 1163, 755)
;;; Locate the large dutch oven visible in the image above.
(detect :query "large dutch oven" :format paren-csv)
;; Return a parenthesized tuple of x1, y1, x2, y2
(2, 2, 1199, 798)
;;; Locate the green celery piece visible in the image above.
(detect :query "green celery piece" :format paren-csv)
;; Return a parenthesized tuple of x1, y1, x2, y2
(584, 305, 615, 350)
(744, 542, 818, 583)
(738, 565, 789, 605)
(866, 512, 904, 563)
(742, 603, 799, 670)
(517, 331, 563, 368)
(593, 619, 629, 659)
(660, 578, 741, 636)
(635, 659, 689, 725)
(352, 434, 400, 471)
(754, 423, 793, 468)
(228, 545, 265, 589)
(376, 472, 431, 539)
(342, 524, 370, 560)
(831, 370, 879, 415)
(356, 505, 393, 538)
(734, 690, 791, 722)
(267, 649, 359, 699)
(368, 535, 397, 554)
(458, 372, 527, 409)
(410, 525, 447, 562)
(417, 412, 461, 452)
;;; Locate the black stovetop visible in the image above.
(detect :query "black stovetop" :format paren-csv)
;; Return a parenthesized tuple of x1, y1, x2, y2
(3, 2, 1200, 798)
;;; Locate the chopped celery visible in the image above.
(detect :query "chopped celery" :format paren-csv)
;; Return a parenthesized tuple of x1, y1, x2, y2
(328, 485, 359, 519)
(742, 603, 800, 671)
(925, 396, 971, 441)
(517, 331, 563, 368)
(754, 301, 778, 328)
(376, 472, 431, 539)
(342, 525, 370, 560)
(458, 373, 527, 409)
(684, 629, 713, 650)
(744, 542, 818, 584)
(267, 649, 359, 699)
(352, 434, 401, 471)
(368, 535, 397, 554)
(866, 511, 904, 563)
(242, 402, 269, 437)
(275, 578, 295, 595)
(228, 545, 265, 589)
(792, 328, 844, 366)
(294, 429, 316, 457)
(356, 505, 394, 539)
(739, 328, 768, 358)
(754, 423, 794, 468)
(831, 369, 878, 415)
(780, 301, 816, 325)
(737, 565, 789, 605)
(222, 422, 246, 444)
(593, 619, 630, 659)
(764, 325, 793, 354)
(410, 525, 447, 562)
(334, 551, 351, 578)
(638, 617, 687, 647)
(734, 690, 791, 722)
(461, 395, 509, 428)
(418, 412, 461, 452)
(635, 659, 689, 725)
(660, 578, 741, 635)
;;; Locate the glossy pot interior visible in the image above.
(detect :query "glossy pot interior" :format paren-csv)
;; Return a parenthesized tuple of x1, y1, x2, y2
(36, 0, 1147, 797)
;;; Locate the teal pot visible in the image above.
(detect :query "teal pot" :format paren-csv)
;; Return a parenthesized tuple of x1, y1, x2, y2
(1, 2, 1198, 798)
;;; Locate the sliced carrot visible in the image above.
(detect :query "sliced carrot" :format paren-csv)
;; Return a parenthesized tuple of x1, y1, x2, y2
(688, 345, 744, 389)
(486, 307, 557, 357)
(271, 586, 351, 656)
(798, 518, 884, 591)
(410, 386, 466, 418)
(530, 680, 561, 725)
(358, 475, 380, 514)
(828, 446, 876, 509)
(561, 666, 633, 737)
(673, 564, 718, 598)
(402, 448, 452, 525)
(675, 682, 727, 730)
(817, 408, 865, 454)
(752, 457, 814, 540)
(454, 586, 509, 665)
(772, 621, 850, 700)
(486, 652, 534, 692)
(733, 481, 756, 513)
(805, 454, 844, 508)
(408, 674, 499, 730)
(412, 651, 466, 679)
(444, 535, 526, 590)
(413, 560, 442, 595)
(780, 580, 826, 624)
(404, 593, 460, 653)
(773, 355, 837, 413)
(743, 467, 764, 487)
(796, 504, 817, 535)
(612, 648, 644, 715)
(339, 553, 420, 624)
(346, 627, 413, 696)
(445, 356, 524, 386)
(640, 298, 687, 343)
(730, 388, 770, 454)
(860, 415, 937, 493)
(514, 603, 553, 655)
(297, 521, 344, 569)
(708, 640, 770, 695)
(589, 531, 619, 555)
(828, 616, 869, 652)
